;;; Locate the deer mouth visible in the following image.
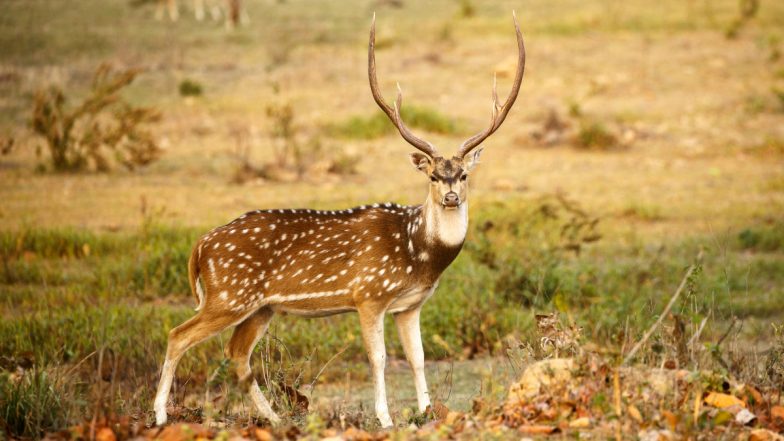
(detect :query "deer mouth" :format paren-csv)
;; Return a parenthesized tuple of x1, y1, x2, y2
(441, 199, 461, 210)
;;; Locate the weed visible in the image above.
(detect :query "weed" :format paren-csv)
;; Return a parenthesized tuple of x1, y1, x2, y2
(765, 324, 784, 389)
(737, 222, 784, 252)
(574, 120, 619, 151)
(0, 370, 72, 439)
(30, 63, 162, 172)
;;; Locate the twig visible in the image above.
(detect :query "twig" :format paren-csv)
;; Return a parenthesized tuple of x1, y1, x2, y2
(309, 344, 349, 390)
(688, 316, 709, 348)
(623, 263, 697, 366)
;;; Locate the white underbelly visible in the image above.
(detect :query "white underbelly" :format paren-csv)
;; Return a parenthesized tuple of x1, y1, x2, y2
(387, 283, 438, 314)
(272, 305, 356, 317)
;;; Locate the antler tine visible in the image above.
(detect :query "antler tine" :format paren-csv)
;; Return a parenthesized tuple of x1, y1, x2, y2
(457, 12, 526, 158)
(369, 14, 438, 157)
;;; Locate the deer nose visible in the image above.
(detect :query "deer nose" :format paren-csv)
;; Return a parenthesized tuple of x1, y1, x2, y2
(442, 192, 460, 208)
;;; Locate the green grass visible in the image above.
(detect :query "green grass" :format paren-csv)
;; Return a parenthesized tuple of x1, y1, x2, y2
(0, 370, 72, 439)
(327, 106, 461, 140)
(0, 201, 783, 436)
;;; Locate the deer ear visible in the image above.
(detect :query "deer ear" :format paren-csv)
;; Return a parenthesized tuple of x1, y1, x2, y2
(409, 152, 431, 173)
(465, 148, 483, 171)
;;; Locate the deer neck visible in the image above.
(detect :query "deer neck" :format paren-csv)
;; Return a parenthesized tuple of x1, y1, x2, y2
(421, 196, 468, 249)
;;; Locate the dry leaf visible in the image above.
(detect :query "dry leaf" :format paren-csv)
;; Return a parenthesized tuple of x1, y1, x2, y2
(772, 405, 784, 421)
(569, 417, 591, 428)
(745, 385, 764, 404)
(704, 392, 745, 409)
(735, 408, 756, 425)
(627, 404, 643, 423)
(749, 429, 784, 441)
(518, 425, 556, 435)
(95, 427, 116, 441)
(661, 410, 679, 430)
(253, 428, 273, 441)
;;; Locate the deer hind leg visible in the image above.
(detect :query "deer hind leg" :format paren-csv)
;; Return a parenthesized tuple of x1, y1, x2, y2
(358, 306, 393, 428)
(394, 307, 431, 412)
(154, 311, 239, 426)
(225, 307, 281, 425)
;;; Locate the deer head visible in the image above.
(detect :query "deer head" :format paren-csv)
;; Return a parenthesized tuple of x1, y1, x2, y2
(368, 13, 526, 211)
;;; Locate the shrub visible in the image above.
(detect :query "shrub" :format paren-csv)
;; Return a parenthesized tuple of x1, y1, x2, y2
(30, 63, 162, 172)
(574, 121, 618, 150)
(178, 79, 204, 97)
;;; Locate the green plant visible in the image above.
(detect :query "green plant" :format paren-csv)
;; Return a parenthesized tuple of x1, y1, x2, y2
(30, 63, 161, 172)
(574, 121, 618, 150)
(0, 370, 72, 439)
(329, 106, 459, 140)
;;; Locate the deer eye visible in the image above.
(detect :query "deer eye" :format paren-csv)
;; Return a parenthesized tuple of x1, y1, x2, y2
(460, 174, 468, 181)
(430, 176, 437, 182)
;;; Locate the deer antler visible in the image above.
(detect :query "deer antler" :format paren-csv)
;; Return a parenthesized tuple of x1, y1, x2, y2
(369, 14, 439, 157)
(456, 12, 526, 158)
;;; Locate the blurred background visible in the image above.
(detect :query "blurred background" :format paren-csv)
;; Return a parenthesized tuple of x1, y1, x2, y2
(0, 0, 783, 437)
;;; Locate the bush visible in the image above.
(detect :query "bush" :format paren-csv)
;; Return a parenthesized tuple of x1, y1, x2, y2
(574, 121, 618, 150)
(30, 63, 162, 172)
(178, 79, 204, 97)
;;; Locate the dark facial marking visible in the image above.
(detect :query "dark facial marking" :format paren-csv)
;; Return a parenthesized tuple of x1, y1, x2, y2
(431, 157, 464, 183)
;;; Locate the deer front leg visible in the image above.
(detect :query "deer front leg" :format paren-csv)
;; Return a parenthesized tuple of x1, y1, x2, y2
(358, 307, 393, 428)
(394, 307, 430, 412)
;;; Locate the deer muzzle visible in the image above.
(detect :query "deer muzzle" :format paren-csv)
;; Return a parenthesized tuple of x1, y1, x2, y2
(442, 191, 460, 209)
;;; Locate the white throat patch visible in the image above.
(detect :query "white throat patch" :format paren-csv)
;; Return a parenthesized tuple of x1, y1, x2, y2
(424, 200, 468, 247)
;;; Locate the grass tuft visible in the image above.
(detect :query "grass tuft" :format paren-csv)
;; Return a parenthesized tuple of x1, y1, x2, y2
(0, 370, 71, 439)
(328, 107, 460, 140)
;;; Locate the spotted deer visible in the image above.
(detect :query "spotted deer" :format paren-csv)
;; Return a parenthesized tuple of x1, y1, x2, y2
(156, 0, 246, 28)
(154, 13, 525, 428)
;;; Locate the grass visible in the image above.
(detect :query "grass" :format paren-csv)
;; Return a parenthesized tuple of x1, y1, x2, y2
(1, 197, 782, 435)
(327, 106, 461, 140)
(0, 370, 71, 439)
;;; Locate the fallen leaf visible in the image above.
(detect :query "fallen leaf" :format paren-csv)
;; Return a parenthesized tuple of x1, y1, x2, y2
(253, 428, 273, 441)
(627, 404, 643, 423)
(445, 411, 463, 425)
(772, 406, 784, 421)
(95, 427, 116, 441)
(519, 425, 556, 435)
(569, 417, 591, 428)
(158, 423, 211, 441)
(745, 385, 764, 405)
(704, 392, 745, 409)
(749, 429, 784, 441)
(735, 408, 756, 425)
(662, 410, 679, 431)
(712, 410, 733, 426)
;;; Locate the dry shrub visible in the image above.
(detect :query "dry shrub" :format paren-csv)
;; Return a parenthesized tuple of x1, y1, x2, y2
(231, 100, 360, 184)
(30, 63, 161, 172)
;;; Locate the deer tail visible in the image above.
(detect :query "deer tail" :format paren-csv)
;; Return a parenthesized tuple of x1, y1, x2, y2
(188, 242, 205, 311)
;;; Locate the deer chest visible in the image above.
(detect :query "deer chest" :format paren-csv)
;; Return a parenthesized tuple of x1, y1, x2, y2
(387, 281, 439, 314)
